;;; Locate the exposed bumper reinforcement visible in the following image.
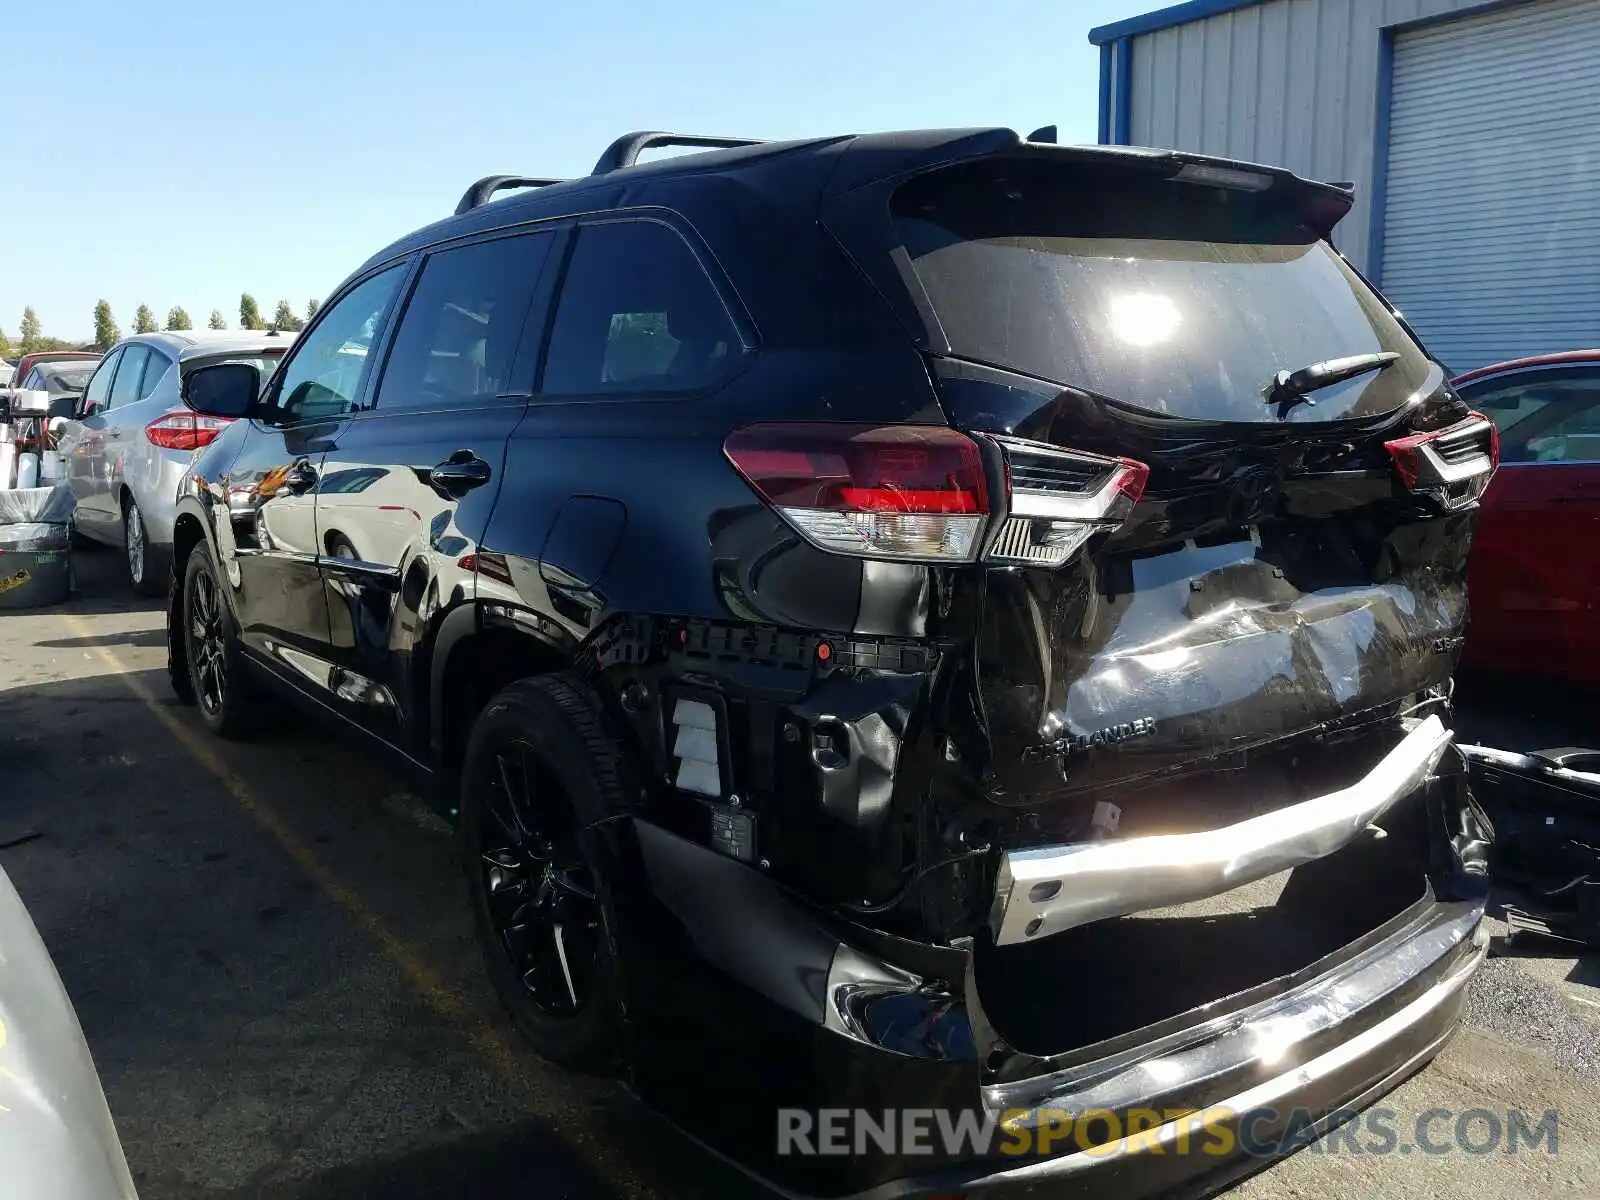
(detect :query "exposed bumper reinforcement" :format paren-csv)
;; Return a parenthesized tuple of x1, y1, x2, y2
(991, 714, 1454, 945)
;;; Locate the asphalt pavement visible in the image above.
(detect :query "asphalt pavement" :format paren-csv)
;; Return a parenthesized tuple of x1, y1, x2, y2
(1, 547, 1596, 1199)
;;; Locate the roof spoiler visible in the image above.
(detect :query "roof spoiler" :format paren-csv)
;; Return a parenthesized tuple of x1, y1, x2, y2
(453, 130, 767, 214)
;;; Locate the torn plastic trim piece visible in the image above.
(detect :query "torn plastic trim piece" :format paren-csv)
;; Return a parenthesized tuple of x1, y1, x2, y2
(1459, 742, 1600, 792)
(990, 715, 1453, 945)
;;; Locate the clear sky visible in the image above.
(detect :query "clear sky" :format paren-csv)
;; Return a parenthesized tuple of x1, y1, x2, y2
(2, 0, 1148, 342)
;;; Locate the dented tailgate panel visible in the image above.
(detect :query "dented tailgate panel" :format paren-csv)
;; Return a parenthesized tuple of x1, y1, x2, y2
(976, 530, 1471, 807)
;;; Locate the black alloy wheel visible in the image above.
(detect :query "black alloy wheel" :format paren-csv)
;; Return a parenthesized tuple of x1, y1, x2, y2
(181, 543, 260, 738)
(187, 561, 226, 716)
(460, 675, 626, 1066)
(479, 743, 603, 1018)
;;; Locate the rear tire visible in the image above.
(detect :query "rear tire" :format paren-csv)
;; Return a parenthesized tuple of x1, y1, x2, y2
(124, 497, 162, 597)
(181, 542, 261, 739)
(459, 674, 629, 1068)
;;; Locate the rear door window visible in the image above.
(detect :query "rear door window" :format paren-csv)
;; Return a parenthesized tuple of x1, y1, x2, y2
(106, 346, 149, 411)
(139, 350, 173, 399)
(889, 157, 1434, 424)
(375, 231, 554, 411)
(180, 351, 287, 383)
(539, 221, 739, 395)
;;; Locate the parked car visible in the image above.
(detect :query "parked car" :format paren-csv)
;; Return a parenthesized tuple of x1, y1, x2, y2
(167, 128, 1493, 1198)
(1452, 351, 1600, 686)
(6, 350, 101, 394)
(17, 359, 100, 415)
(57, 331, 294, 594)
(0, 861, 138, 1198)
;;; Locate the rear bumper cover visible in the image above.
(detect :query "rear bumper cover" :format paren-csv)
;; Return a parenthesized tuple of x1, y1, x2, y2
(991, 715, 1454, 945)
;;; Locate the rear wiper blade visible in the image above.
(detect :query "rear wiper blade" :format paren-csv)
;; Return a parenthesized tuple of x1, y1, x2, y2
(1263, 351, 1400, 417)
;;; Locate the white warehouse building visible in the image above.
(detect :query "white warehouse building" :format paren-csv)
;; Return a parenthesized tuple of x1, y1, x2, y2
(1089, 0, 1600, 373)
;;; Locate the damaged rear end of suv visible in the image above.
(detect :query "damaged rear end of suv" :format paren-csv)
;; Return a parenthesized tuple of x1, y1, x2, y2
(584, 132, 1496, 1200)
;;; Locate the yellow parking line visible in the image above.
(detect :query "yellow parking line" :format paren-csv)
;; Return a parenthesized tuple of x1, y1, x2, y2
(57, 613, 532, 1083)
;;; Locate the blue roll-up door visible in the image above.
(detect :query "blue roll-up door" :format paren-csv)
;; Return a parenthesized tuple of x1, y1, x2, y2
(1380, 0, 1600, 374)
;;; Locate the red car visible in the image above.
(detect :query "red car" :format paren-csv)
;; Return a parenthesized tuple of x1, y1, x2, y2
(1453, 350, 1600, 685)
(7, 349, 101, 391)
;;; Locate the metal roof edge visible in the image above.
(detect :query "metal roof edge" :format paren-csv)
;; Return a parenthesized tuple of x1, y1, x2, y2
(1088, 0, 1270, 46)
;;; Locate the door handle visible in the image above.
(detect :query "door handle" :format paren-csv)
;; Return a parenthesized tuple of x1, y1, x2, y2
(284, 460, 318, 494)
(429, 450, 492, 496)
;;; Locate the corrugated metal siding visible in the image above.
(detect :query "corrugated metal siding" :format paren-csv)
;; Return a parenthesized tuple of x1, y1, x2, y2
(1124, 0, 1503, 273)
(1380, 0, 1600, 372)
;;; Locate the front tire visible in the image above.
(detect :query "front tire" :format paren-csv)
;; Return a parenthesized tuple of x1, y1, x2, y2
(181, 542, 261, 738)
(459, 674, 629, 1067)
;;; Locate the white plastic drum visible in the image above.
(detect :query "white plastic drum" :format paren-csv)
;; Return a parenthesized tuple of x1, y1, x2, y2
(0, 443, 15, 490)
(15, 453, 39, 490)
(39, 450, 65, 483)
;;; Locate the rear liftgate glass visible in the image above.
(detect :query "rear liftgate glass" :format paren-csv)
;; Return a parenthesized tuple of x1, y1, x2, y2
(864, 152, 1497, 1056)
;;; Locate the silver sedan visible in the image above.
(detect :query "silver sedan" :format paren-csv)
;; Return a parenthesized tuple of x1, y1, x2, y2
(57, 331, 295, 594)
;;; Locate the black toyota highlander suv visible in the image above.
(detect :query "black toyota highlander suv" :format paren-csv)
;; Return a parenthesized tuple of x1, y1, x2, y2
(168, 127, 1496, 1198)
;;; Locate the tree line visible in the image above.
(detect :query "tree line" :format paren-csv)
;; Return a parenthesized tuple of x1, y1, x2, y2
(2, 294, 323, 359)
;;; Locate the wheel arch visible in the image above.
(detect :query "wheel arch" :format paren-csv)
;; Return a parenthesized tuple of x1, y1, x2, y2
(426, 603, 581, 821)
(171, 509, 207, 573)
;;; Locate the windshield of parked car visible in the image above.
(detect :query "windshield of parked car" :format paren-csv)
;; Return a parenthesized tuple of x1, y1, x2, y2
(891, 157, 1435, 424)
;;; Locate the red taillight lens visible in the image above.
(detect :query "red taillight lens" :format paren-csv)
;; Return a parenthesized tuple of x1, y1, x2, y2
(724, 422, 989, 562)
(145, 409, 233, 451)
(1111, 458, 1151, 504)
(1384, 412, 1498, 507)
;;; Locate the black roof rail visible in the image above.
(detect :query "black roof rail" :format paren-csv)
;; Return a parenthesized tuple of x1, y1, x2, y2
(455, 175, 565, 216)
(591, 131, 766, 175)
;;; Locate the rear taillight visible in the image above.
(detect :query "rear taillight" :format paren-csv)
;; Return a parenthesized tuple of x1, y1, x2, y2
(145, 409, 233, 451)
(723, 422, 989, 562)
(1384, 412, 1499, 509)
(983, 437, 1149, 567)
(724, 422, 1150, 568)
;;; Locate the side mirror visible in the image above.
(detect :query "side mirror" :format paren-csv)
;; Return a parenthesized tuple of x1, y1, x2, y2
(183, 362, 262, 419)
(50, 393, 82, 421)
